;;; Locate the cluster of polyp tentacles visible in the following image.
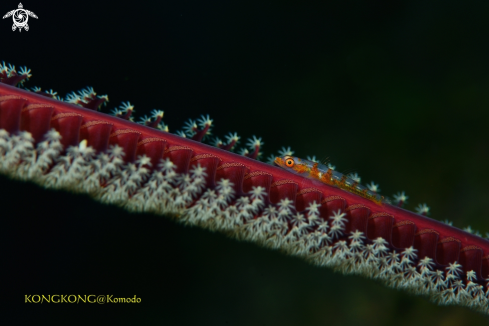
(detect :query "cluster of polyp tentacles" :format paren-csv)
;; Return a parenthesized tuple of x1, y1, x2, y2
(1, 64, 470, 220)
(2, 62, 489, 314)
(0, 61, 266, 159)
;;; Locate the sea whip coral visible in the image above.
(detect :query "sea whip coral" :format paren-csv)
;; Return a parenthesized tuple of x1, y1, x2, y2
(1, 63, 489, 313)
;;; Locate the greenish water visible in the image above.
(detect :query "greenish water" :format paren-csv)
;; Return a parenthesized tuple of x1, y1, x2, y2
(3, 0, 489, 324)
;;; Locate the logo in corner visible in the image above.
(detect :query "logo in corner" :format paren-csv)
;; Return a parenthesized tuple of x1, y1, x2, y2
(3, 3, 37, 32)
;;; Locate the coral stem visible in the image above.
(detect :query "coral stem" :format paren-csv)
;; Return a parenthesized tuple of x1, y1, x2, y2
(1, 80, 489, 313)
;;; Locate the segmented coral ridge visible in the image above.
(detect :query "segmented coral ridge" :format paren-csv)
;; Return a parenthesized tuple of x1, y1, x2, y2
(2, 61, 489, 314)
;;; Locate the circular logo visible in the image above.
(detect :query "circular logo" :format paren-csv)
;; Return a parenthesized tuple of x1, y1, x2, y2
(2, 3, 38, 32)
(13, 10, 28, 28)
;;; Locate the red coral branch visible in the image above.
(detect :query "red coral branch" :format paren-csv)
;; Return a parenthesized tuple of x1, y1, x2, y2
(1, 81, 488, 283)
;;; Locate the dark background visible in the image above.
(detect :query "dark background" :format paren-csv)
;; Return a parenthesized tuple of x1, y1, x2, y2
(3, 0, 489, 324)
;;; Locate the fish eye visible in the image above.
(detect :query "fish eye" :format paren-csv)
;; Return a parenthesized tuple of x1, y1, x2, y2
(285, 159, 294, 167)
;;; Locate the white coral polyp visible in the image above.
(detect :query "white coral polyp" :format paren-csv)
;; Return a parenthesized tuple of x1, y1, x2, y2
(1, 128, 488, 313)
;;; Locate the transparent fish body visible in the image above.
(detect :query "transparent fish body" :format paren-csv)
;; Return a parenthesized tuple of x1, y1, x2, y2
(274, 156, 383, 204)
